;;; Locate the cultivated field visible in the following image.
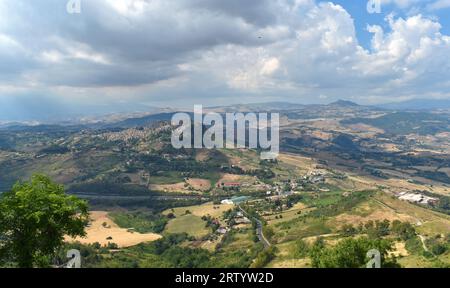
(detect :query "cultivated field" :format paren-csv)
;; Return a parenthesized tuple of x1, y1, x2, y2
(163, 202, 234, 218)
(264, 202, 311, 224)
(216, 173, 257, 186)
(162, 202, 234, 238)
(278, 153, 316, 170)
(149, 178, 211, 193)
(164, 214, 210, 238)
(66, 211, 162, 248)
(327, 198, 417, 228)
(149, 182, 190, 193)
(186, 178, 211, 191)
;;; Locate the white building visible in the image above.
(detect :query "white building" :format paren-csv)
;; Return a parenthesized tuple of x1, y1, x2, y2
(398, 192, 438, 205)
(221, 199, 234, 205)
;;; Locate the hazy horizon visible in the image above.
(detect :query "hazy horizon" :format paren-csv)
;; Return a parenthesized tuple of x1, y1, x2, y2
(2, 97, 450, 122)
(1, 0, 450, 121)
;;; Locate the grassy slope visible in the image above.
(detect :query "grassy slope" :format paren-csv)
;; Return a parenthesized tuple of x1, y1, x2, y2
(165, 214, 210, 238)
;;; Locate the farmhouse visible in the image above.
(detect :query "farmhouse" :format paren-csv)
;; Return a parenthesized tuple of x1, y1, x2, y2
(216, 227, 228, 234)
(398, 192, 439, 205)
(221, 199, 234, 205)
(234, 216, 251, 224)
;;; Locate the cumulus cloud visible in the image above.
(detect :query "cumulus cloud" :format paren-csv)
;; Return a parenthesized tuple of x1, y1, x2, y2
(359, 15, 450, 96)
(0, 0, 449, 117)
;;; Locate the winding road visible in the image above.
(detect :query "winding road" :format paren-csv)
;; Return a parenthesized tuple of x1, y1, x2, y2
(238, 205, 271, 248)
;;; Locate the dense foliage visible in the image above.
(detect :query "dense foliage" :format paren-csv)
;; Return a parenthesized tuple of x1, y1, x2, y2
(0, 175, 88, 267)
(309, 237, 399, 268)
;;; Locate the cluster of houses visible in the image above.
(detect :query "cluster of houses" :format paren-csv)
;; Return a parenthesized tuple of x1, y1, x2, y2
(265, 169, 327, 195)
(302, 170, 326, 184)
(234, 211, 252, 225)
(215, 210, 251, 235)
(98, 128, 149, 143)
(263, 170, 328, 199)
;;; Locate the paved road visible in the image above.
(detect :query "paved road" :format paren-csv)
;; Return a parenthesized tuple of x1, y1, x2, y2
(238, 206, 271, 248)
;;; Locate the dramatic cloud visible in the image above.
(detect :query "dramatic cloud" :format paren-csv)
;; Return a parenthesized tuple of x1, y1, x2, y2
(0, 0, 449, 119)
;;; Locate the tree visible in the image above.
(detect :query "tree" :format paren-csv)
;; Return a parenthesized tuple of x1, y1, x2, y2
(340, 224, 357, 237)
(431, 243, 447, 256)
(293, 239, 309, 258)
(0, 174, 89, 267)
(313, 237, 326, 249)
(262, 226, 275, 242)
(391, 220, 416, 241)
(251, 247, 277, 268)
(309, 237, 399, 268)
(365, 219, 391, 239)
(375, 219, 391, 237)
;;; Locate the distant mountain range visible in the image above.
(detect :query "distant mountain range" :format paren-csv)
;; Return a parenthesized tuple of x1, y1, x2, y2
(328, 100, 360, 107)
(101, 112, 178, 129)
(2, 98, 449, 130)
(207, 102, 307, 112)
(376, 99, 450, 110)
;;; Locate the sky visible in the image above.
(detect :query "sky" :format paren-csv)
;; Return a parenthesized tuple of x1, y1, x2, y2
(0, 0, 449, 120)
